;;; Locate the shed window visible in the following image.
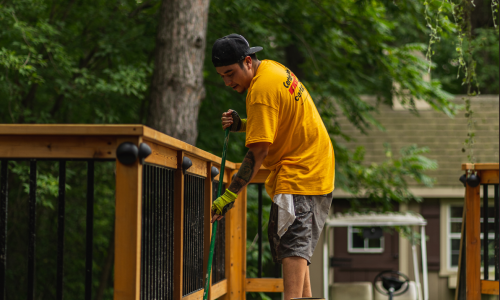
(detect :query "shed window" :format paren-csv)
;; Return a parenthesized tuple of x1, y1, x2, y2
(447, 205, 495, 269)
(348, 226, 384, 253)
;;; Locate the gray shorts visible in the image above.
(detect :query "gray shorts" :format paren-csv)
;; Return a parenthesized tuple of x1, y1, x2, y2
(268, 192, 333, 265)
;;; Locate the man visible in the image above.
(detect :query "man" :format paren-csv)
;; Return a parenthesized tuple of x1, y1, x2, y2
(210, 33, 335, 300)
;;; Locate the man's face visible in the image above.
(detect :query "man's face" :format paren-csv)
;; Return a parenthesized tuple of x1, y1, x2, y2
(215, 57, 254, 94)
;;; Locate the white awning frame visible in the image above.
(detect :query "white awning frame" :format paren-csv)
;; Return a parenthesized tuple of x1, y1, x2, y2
(322, 212, 428, 300)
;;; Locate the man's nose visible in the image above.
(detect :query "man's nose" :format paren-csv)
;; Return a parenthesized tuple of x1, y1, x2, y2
(223, 77, 232, 86)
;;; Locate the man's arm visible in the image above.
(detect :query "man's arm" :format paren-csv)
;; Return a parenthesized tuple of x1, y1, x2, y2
(211, 142, 270, 222)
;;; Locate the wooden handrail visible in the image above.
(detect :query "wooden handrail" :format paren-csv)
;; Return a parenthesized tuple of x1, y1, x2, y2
(0, 125, 236, 169)
(0, 124, 145, 135)
(462, 163, 500, 171)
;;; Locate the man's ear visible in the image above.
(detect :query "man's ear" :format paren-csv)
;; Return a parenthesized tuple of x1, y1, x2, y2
(246, 56, 252, 70)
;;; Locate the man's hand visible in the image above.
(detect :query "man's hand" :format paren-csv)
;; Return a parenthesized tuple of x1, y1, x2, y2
(211, 211, 223, 223)
(211, 189, 238, 223)
(221, 109, 234, 130)
(221, 109, 246, 132)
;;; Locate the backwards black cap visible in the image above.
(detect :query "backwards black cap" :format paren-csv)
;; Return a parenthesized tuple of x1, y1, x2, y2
(212, 34, 263, 67)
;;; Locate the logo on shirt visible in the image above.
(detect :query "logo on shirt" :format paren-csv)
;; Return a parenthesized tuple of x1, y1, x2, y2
(283, 69, 305, 102)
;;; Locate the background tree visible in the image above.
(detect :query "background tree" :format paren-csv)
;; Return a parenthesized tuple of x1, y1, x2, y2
(147, 0, 210, 145)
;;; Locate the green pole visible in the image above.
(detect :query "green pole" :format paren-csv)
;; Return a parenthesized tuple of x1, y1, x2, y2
(203, 128, 230, 300)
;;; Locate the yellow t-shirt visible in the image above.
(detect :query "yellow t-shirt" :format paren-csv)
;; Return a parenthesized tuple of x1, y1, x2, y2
(245, 60, 335, 199)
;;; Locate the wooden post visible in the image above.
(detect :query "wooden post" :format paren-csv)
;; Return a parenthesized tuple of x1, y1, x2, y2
(241, 185, 247, 300)
(465, 178, 481, 300)
(114, 137, 142, 300)
(174, 151, 186, 300)
(222, 170, 247, 300)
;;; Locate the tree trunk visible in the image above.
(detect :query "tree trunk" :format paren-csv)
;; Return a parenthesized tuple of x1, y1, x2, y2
(147, 0, 210, 145)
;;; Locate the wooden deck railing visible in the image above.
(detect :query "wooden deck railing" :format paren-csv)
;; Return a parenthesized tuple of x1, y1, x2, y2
(456, 163, 500, 300)
(0, 125, 283, 300)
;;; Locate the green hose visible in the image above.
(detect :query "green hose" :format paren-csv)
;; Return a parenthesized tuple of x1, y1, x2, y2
(203, 128, 230, 300)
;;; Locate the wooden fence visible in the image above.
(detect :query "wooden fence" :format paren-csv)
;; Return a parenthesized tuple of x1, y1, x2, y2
(456, 163, 500, 300)
(0, 125, 283, 300)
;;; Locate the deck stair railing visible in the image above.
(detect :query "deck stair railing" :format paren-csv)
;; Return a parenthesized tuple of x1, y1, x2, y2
(456, 163, 500, 300)
(0, 125, 283, 300)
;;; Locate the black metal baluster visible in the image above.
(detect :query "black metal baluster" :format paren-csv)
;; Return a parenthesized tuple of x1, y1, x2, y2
(160, 167, 165, 299)
(212, 181, 217, 283)
(191, 176, 194, 292)
(28, 160, 37, 300)
(157, 167, 161, 298)
(484, 184, 489, 279)
(495, 184, 499, 281)
(85, 161, 94, 300)
(222, 184, 226, 280)
(194, 177, 198, 291)
(258, 184, 263, 278)
(167, 169, 171, 298)
(221, 208, 225, 280)
(142, 165, 147, 300)
(0, 160, 8, 300)
(190, 177, 195, 292)
(196, 177, 200, 291)
(148, 165, 152, 299)
(183, 175, 188, 295)
(166, 168, 170, 299)
(160, 168, 164, 300)
(166, 169, 170, 299)
(197, 177, 201, 290)
(151, 167, 159, 299)
(186, 175, 190, 295)
(184, 175, 187, 295)
(57, 161, 66, 300)
(155, 167, 159, 299)
(151, 166, 156, 298)
(147, 165, 153, 300)
(198, 178, 205, 289)
(169, 169, 174, 300)
(140, 165, 146, 300)
(191, 176, 195, 293)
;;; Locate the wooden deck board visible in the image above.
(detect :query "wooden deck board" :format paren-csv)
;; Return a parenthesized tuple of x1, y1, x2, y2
(245, 278, 284, 292)
(211, 279, 228, 299)
(481, 280, 499, 295)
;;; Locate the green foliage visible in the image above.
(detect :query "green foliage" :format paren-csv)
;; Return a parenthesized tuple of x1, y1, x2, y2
(423, 0, 498, 164)
(0, 0, 159, 124)
(337, 144, 438, 212)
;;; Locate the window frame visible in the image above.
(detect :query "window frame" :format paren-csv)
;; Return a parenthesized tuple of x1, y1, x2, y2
(347, 226, 385, 254)
(440, 199, 496, 277)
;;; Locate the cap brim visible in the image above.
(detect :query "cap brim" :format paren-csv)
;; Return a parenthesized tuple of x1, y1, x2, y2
(247, 46, 263, 55)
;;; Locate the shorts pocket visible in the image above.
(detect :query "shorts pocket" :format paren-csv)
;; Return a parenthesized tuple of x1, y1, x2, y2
(293, 195, 313, 216)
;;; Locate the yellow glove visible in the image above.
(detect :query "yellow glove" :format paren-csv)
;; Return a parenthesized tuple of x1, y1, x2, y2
(212, 189, 237, 215)
(239, 118, 247, 132)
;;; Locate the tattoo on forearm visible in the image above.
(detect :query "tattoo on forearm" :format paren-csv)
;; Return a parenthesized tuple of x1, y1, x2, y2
(229, 150, 255, 193)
